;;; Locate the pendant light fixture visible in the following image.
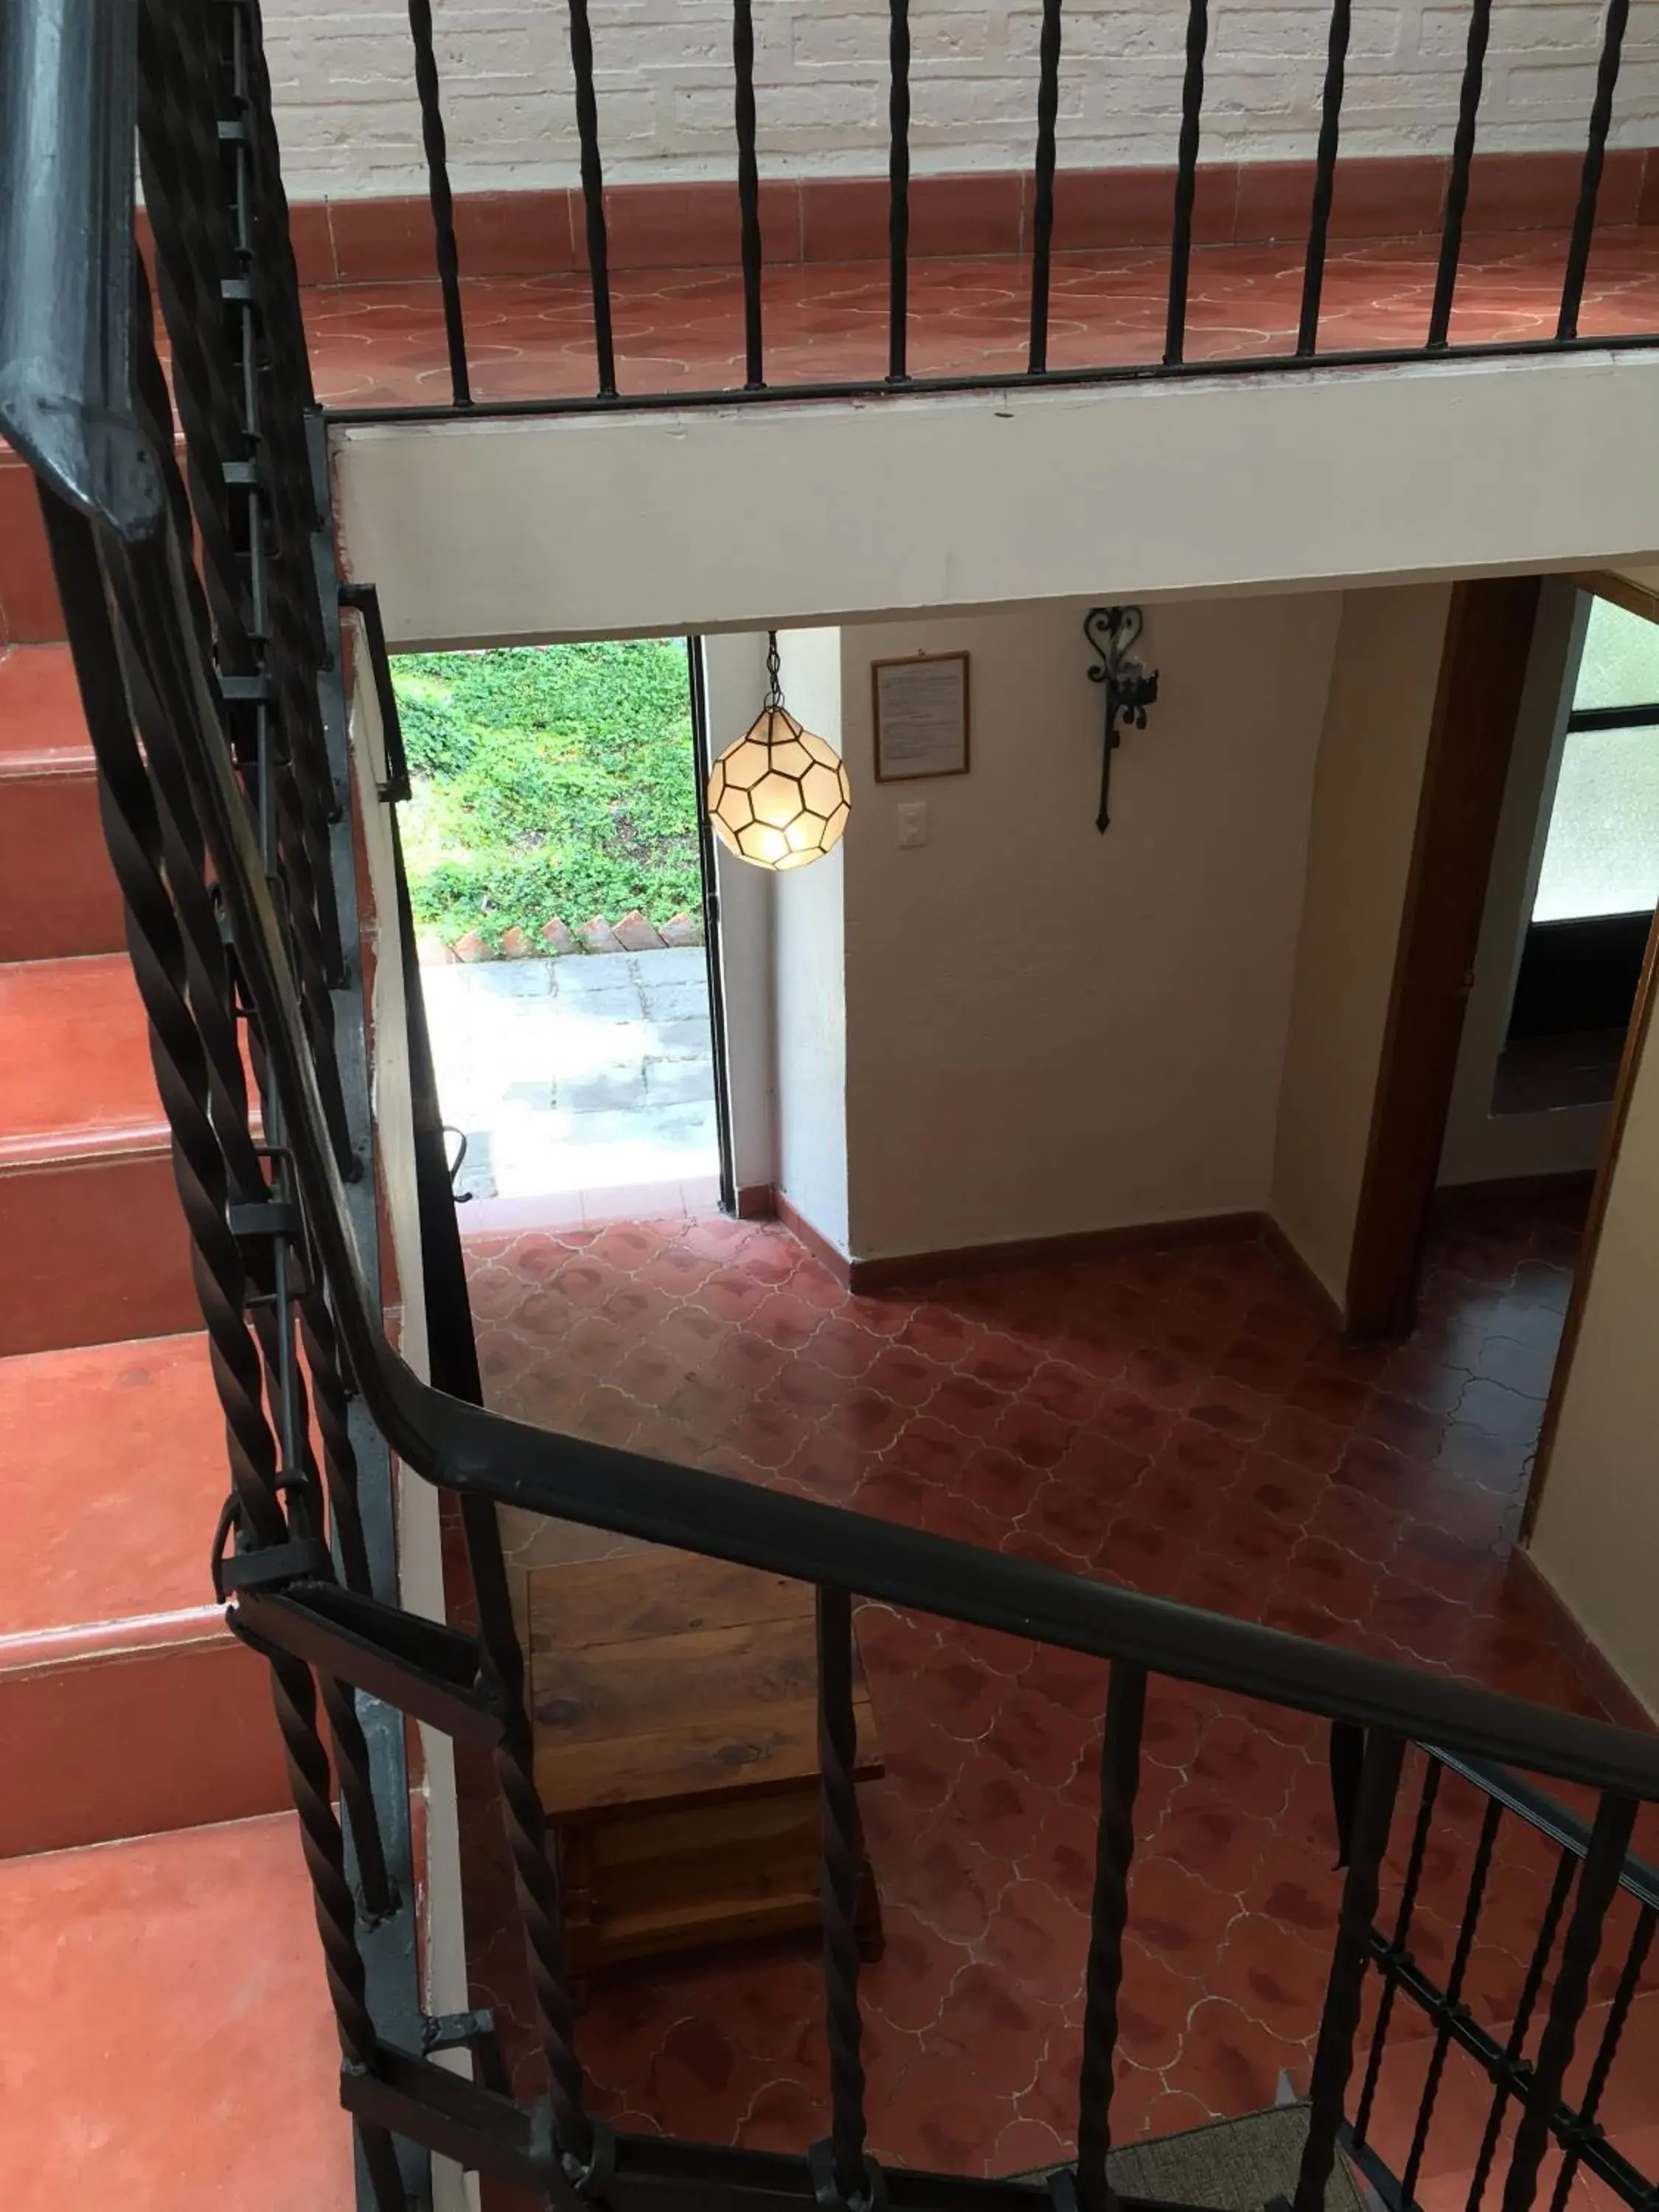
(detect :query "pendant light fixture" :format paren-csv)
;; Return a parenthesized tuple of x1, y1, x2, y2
(706, 633, 851, 871)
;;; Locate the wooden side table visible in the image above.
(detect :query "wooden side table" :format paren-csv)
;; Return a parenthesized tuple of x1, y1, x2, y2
(527, 1547, 885, 1980)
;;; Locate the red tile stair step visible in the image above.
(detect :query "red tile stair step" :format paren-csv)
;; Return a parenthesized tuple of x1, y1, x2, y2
(0, 647, 125, 960)
(0, 953, 197, 1354)
(0, 1329, 289, 1859)
(0, 536, 338, 2208)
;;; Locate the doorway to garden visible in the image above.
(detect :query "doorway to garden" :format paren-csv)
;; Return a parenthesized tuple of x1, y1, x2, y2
(392, 637, 732, 1227)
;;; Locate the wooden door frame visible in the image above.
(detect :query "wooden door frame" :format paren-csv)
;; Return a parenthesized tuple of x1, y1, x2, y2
(1344, 574, 1543, 1340)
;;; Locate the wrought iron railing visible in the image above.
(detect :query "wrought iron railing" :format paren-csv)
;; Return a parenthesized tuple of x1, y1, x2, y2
(315, 0, 1659, 425)
(1348, 1747, 1659, 2212)
(5, 4, 1659, 2211)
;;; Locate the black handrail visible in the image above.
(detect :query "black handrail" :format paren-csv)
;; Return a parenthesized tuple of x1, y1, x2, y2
(0, 0, 160, 535)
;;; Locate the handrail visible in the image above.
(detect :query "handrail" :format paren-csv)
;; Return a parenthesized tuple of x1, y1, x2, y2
(6, 0, 1659, 1819)
(0, 0, 159, 535)
(1430, 1745, 1659, 1915)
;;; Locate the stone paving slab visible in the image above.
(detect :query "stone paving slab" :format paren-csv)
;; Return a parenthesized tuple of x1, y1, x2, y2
(421, 950, 717, 1201)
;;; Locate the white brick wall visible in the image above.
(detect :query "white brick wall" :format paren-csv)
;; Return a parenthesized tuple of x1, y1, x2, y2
(262, 0, 1659, 198)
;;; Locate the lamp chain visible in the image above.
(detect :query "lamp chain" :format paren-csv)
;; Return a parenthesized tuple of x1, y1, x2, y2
(765, 630, 784, 709)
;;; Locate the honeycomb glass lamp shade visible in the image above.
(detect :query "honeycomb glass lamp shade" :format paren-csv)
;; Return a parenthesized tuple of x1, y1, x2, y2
(706, 706, 851, 871)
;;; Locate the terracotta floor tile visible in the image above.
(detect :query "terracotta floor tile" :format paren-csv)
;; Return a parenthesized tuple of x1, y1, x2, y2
(448, 1187, 1652, 2189)
(305, 228, 1659, 412)
(0, 1814, 352, 2211)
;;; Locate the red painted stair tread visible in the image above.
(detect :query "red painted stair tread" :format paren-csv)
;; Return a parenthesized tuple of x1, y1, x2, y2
(0, 1813, 354, 2211)
(0, 644, 91, 773)
(0, 1331, 224, 1644)
(0, 953, 165, 1164)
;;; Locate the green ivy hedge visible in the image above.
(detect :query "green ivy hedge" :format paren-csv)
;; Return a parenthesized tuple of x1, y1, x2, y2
(392, 641, 701, 946)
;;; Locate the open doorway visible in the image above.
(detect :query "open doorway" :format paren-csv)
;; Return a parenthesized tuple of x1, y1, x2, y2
(1492, 594, 1659, 1119)
(392, 638, 733, 1228)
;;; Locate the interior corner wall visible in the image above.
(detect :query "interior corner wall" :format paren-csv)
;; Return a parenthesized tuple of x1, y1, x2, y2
(1272, 582, 1455, 1312)
(833, 592, 1340, 1263)
(771, 627, 851, 1253)
(1439, 582, 1611, 1186)
(700, 632, 777, 1200)
(1527, 1010, 1659, 1720)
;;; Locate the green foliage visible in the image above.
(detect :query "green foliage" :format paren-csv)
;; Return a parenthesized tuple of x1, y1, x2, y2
(392, 641, 701, 944)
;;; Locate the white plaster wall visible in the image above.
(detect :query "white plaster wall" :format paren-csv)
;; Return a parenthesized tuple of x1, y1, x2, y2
(833, 593, 1340, 1259)
(770, 627, 852, 1248)
(266, 0, 1659, 198)
(331, 355, 1659, 653)
(1271, 582, 1453, 1307)
(1439, 582, 1614, 1185)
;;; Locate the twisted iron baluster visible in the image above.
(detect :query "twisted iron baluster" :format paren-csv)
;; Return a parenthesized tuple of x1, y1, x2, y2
(1163, 0, 1208, 366)
(125, 276, 392, 1919)
(1296, 0, 1352, 355)
(1557, 0, 1630, 341)
(1295, 1731, 1405, 2212)
(1466, 1851, 1577, 2212)
(394, 868, 601, 2173)
(1354, 1753, 1442, 2149)
(1075, 1661, 1147, 2212)
(815, 1585, 874, 2210)
(466, 1492, 598, 2171)
(1502, 1794, 1637, 2212)
(1548, 1903, 1655, 2212)
(1427, 0, 1491, 349)
(39, 488, 406, 2210)
(138, 0, 349, 1069)
(1401, 1798, 1503, 2203)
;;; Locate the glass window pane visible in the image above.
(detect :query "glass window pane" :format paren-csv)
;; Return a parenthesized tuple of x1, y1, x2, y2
(1572, 597, 1659, 713)
(1533, 724, 1659, 920)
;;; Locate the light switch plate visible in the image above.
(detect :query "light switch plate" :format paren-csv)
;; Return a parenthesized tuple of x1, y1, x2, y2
(897, 801, 928, 848)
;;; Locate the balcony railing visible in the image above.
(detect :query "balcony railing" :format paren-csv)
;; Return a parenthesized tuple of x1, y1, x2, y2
(307, 0, 1659, 424)
(5, 3, 1659, 2211)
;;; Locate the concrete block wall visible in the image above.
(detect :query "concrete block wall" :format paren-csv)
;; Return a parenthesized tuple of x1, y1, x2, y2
(263, 0, 1659, 199)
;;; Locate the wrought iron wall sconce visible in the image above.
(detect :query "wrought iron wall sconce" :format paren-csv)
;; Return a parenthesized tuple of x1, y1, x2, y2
(1083, 605, 1159, 832)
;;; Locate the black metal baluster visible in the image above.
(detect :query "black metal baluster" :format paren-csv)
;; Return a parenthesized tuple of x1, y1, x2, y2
(1297, 0, 1352, 356)
(1027, 0, 1063, 373)
(394, 878, 599, 2175)
(733, 0, 765, 389)
(1467, 1852, 1576, 2212)
(1294, 1730, 1406, 2212)
(566, 0, 617, 395)
(1557, 0, 1630, 341)
(1402, 1798, 1504, 2203)
(813, 1585, 875, 2212)
(1427, 0, 1491, 348)
(1163, 0, 1209, 366)
(1501, 1792, 1638, 2212)
(403, 0, 471, 406)
(1548, 1903, 1655, 2212)
(888, 0, 911, 382)
(1354, 1754, 1443, 2148)
(1074, 1662, 1148, 2212)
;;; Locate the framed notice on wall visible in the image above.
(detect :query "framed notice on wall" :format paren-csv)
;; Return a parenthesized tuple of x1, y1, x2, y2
(872, 652, 970, 782)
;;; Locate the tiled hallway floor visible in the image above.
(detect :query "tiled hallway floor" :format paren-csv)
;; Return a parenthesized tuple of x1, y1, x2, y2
(308, 229, 1659, 410)
(448, 1182, 1658, 2198)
